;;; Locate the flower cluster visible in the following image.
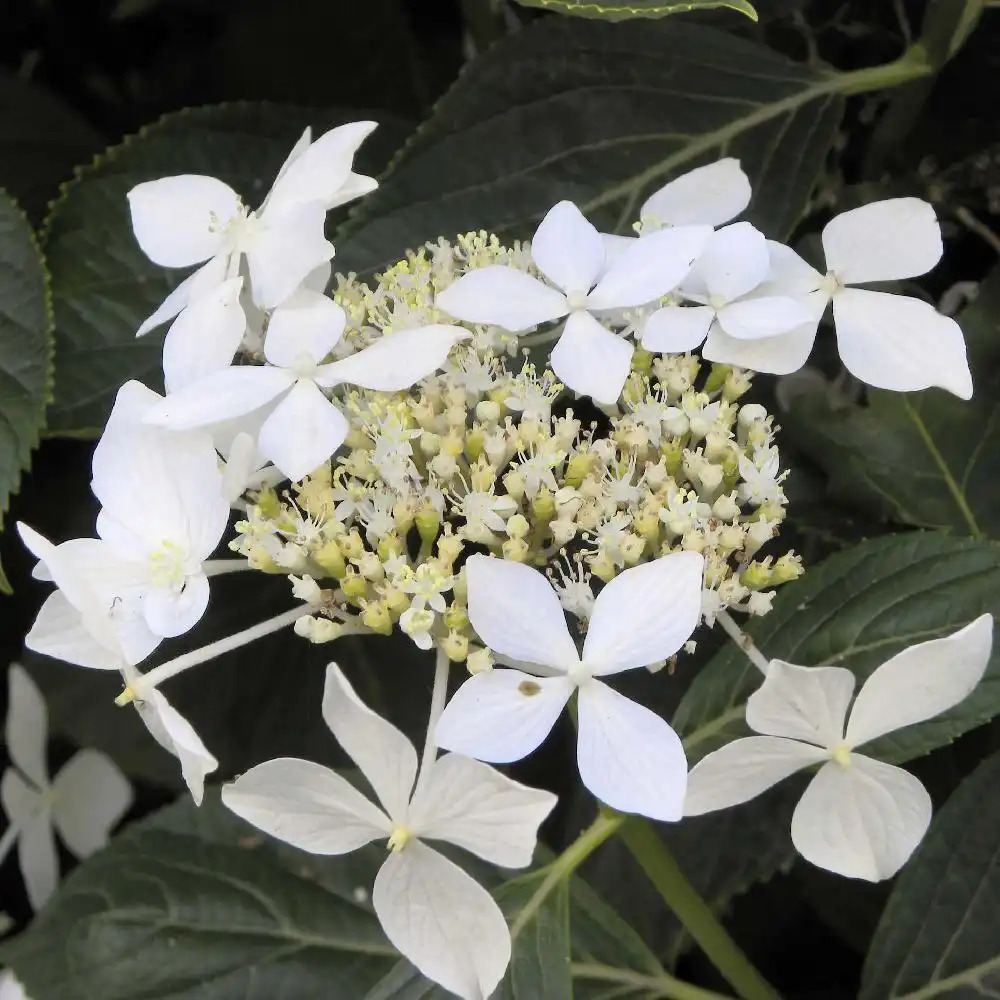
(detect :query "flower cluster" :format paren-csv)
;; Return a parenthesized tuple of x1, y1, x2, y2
(13, 121, 992, 998)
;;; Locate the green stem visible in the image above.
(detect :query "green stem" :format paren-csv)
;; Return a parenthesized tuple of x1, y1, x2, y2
(572, 962, 736, 1000)
(619, 818, 781, 1000)
(509, 810, 623, 941)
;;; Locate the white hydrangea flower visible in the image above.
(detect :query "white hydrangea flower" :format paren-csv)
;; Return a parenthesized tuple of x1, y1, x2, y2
(143, 305, 469, 483)
(640, 159, 752, 230)
(435, 552, 704, 821)
(1, 665, 132, 909)
(129, 122, 377, 318)
(222, 663, 556, 1000)
(436, 200, 711, 404)
(16, 526, 217, 803)
(685, 615, 994, 880)
(701, 199, 972, 395)
(641, 222, 813, 355)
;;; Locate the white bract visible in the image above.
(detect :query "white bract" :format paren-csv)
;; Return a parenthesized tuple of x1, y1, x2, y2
(436, 200, 711, 404)
(222, 664, 556, 1000)
(641, 222, 814, 359)
(701, 199, 972, 393)
(17, 525, 218, 803)
(129, 121, 377, 317)
(434, 552, 704, 821)
(640, 159, 752, 230)
(1, 665, 132, 909)
(685, 614, 994, 880)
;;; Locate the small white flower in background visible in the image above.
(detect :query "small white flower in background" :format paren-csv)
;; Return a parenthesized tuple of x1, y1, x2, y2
(1, 665, 132, 909)
(144, 304, 469, 483)
(640, 222, 813, 357)
(640, 158, 752, 230)
(89, 380, 231, 637)
(434, 552, 704, 821)
(684, 614, 994, 881)
(223, 664, 556, 1000)
(436, 200, 711, 404)
(17, 526, 218, 803)
(129, 121, 377, 319)
(0, 970, 28, 1000)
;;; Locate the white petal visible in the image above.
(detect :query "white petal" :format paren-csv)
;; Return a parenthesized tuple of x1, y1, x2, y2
(408, 753, 556, 867)
(791, 757, 931, 881)
(135, 255, 229, 337)
(26, 593, 133, 670)
(221, 756, 388, 853)
(434, 670, 574, 764)
(641, 305, 714, 353)
(143, 573, 211, 638)
(263, 121, 378, 217)
(6, 664, 48, 788)
(583, 552, 704, 675)
(530, 200, 605, 294)
(373, 842, 510, 1000)
(550, 311, 633, 405)
(1, 768, 56, 910)
(162, 277, 246, 393)
(746, 660, 855, 747)
(127, 175, 238, 268)
(587, 224, 712, 310)
(220, 430, 264, 503)
(317, 325, 469, 392)
(823, 198, 943, 284)
(601, 232, 635, 266)
(146, 366, 293, 429)
(689, 222, 769, 303)
(684, 735, 827, 817)
(321, 664, 418, 822)
(246, 201, 335, 309)
(136, 690, 218, 804)
(716, 295, 815, 341)
(833, 288, 972, 399)
(436, 266, 568, 331)
(576, 680, 687, 821)
(257, 379, 347, 482)
(264, 291, 346, 368)
(755, 241, 824, 299)
(702, 318, 819, 375)
(51, 750, 132, 858)
(465, 554, 579, 670)
(0, 971, 28, 1000)
(845, 614, 994, 747)
(640, 159, 751, 229)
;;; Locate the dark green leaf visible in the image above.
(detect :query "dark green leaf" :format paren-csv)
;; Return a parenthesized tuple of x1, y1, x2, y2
(861, 748, 1000, 999)
(511, 0, 757, 21)
(42, 103, 409, 436)
(0, 188, 53, 587)
(784, 268, 1000, 538)
(336, 18, 845, 275)
(675, 532, 1000, 767)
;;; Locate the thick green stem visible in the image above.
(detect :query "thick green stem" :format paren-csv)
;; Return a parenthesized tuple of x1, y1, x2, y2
(619, 818, 781, 1000)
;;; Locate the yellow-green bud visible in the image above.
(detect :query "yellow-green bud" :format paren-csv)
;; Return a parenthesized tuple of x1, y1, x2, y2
(443, 603, 469, 630)
(740, 561, 773, 590)
(466, 647, 493, 675)
(443, 630, 469, 662)
(361, 600, 393, 635)
(437, 531, 464, 568)
(293, 616, 345, 644)
(340, 530, 365, 560)
(416, 501, 441, 548)
(564, 453, 593, 489)
(255, 487, 282, 521)
(506, 513, 530, 539)
(771, 553, 803, 585)
(382, 586, 410, 616)
(341, 570, 369, 602)
(631, 347, 654, 377)
(502, 537, 529, 562)
(703, 363, 731, 395)
(531, 488, 556, 522)
(723, 369, 753, 402)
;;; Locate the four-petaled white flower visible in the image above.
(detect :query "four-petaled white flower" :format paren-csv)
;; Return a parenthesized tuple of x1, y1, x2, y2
(640, 222, 813, 358)
(17, 525, 218, 804)
(685, 614, 994, 880)
(698, 199, 972, 394)
(436, 200, 711, 404)
(1, 665, 132, 909)
(129, 121, 377, 319)
(143, 302, 468, 483)
(222, 663, 556, 1000)
(435, 552, 704, 821)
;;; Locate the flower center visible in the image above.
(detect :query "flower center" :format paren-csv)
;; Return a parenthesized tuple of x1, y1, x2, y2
(387, 825, 414, 853)
(830, 743, 852, 768)
(820, 271, 843, 297)
(565, 290, 589, 311)
(148, 539, 194, 591)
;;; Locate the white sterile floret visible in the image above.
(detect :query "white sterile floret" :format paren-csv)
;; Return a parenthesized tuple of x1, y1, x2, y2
(703, 199, 973, 395)
(684, 615, 994, 880)
(129, 121, 378, 323)
(222, 664, 556, 1000)
(143, 300, 469, 482)
(16, 526, 217, 803)
(640, 159, 752, 230)
(641, 222, 813, 357)
(436, 200, 711, 404)
(434, 552, 705, 821)
(0, 665, 132, 909)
